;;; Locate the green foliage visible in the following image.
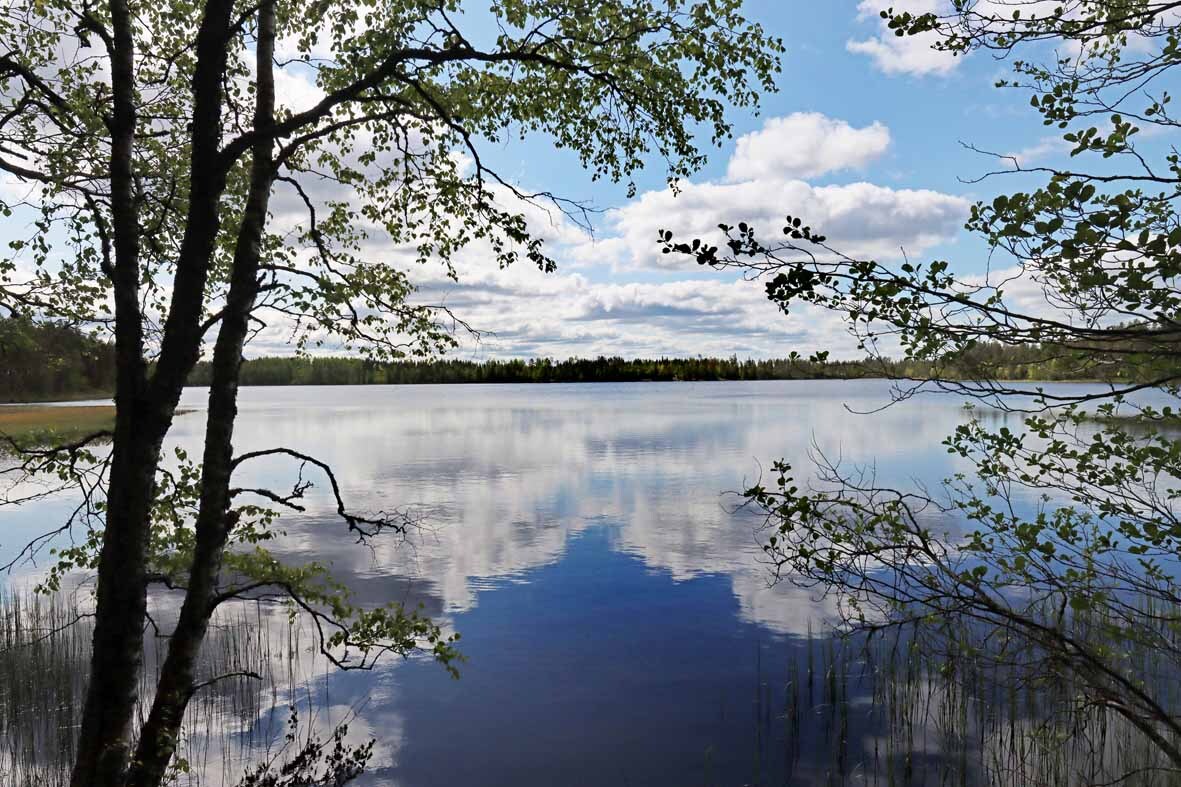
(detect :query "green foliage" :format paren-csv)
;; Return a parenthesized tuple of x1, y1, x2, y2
(0, 0, 782, 357)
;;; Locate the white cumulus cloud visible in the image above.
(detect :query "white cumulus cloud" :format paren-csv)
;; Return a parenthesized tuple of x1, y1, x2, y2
(243, 109, 970, 361)
(590, 177, 968, 271)
(726, 112, 891, 181)
(846, 0, 961, 77)
(554, 111, 967, 273)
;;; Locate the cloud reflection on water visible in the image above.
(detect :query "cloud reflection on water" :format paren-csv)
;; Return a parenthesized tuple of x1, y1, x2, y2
(2, 380, 1098, 785)
(184, 381, 970, 636)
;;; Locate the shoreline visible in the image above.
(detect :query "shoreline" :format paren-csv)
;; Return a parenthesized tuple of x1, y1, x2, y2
(1, 377, 1155, 410)
(0, 405, 116, 447)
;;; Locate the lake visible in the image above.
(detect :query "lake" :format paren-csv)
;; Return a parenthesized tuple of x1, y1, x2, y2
(0, 380, 1143, 785)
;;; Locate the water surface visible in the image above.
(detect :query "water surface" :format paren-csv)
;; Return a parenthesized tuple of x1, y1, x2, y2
(1, 380, 1125, 785)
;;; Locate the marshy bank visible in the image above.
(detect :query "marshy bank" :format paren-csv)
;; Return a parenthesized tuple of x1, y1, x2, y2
(0, 406, 115, 449)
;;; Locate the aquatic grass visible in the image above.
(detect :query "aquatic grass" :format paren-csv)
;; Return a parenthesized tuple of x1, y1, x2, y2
(0, 589, 324, 786)
(767, 609, 1181, 787)
(5, 589, 1181, 785)
(0, 589, 88, 787)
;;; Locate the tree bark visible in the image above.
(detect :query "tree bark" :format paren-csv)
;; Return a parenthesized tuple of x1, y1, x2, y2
(126, 4, 276, 783)
(148, 0, 237, 408)
(69, 0, 153, 781)
(71, 1, 238, 785)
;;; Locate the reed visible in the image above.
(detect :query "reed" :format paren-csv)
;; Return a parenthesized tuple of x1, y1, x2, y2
(0, 588, 319, 786)
(764, 612, 1181, 787)
(4, 589, 1179, 785)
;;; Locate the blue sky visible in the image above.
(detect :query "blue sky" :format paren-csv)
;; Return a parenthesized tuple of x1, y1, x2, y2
(380, 0, 1092, 361)
(3, 1, 1152, 361)
(486, 0, 1039, 208)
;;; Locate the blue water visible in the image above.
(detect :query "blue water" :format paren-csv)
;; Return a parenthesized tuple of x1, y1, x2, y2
(2, 379, 1151, 785)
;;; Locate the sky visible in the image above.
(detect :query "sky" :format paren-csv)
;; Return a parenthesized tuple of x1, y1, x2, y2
(367, 0, 1076, 362)
(0, 0, 1143, 361)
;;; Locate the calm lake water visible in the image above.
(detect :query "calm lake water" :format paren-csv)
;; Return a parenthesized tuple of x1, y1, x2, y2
(0, 380, 1142, 785)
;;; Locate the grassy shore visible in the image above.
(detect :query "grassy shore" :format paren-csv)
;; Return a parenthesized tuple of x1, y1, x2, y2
(0, 390, 112, 404)
(0, 405, 115, 447)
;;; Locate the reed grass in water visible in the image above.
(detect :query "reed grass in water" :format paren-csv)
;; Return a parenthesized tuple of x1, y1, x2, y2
(756, 614, 1181, 787)
(2, 590, 1179, 785)
(0, 589, 316, 786)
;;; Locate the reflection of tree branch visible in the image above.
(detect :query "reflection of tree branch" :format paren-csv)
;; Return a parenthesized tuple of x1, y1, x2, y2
(231, 447, 417, 539)
(186, 669, 262, 700)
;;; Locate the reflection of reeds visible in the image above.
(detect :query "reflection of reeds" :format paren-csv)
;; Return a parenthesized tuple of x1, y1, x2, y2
(6, 590, 1178, 786)
(0, 590, 87, 787)
(770, 615, 1181, 787)
(0, 589, 313, 786)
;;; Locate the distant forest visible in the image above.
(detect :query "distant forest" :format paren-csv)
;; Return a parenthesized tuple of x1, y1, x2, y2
(182, 345, 1131, 386)
(0, 317, 116, 402)
(186, 354, 868, 386)
(1, 316, 1162, 400)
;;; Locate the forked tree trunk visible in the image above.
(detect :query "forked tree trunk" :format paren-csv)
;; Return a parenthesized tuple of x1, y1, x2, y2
(126, 3, 276, 782)
(70, 0, 238, 784)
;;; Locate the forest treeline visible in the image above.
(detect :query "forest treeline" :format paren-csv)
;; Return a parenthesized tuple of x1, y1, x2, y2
(187, 354, 869, 385)
(185, 343, 1142, 386)
(0, 317, 116, 402)
(2, 316, 1165, 399)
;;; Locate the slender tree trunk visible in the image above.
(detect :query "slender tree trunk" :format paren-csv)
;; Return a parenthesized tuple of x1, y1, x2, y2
(148, 0, 236, 406)
(72, 0, 238, 784)
(127, 5, 275, 783)
(69, 0, 152, 782)
(70, 418, 165, 787)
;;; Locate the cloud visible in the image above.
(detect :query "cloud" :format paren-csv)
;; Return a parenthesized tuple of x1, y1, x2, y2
(243, 237, 856, 361)
(553, 112, 966, 273)
(848, 0, 1111, 78)
(726, 113, 891, 181)
(239, 109, 970, 362)
(423, 269, 834, 360)
(846, 0, 961, 77)
(592, 177, 968, 271)
(1006, 135, 1072, 167)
